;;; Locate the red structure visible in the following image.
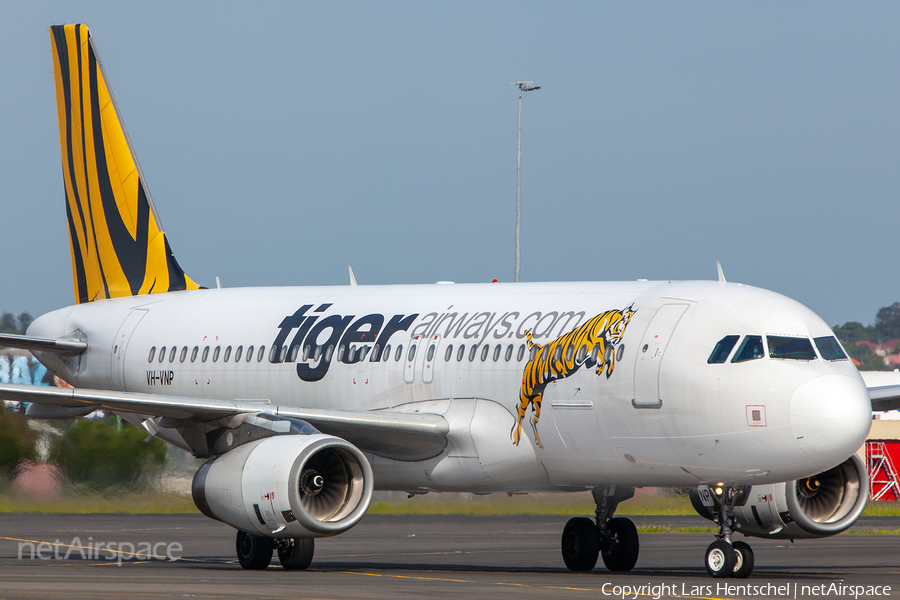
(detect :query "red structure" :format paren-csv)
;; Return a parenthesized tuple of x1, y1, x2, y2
(867, 440, 900, 501)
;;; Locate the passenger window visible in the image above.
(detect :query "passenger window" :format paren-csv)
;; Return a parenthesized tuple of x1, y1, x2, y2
(407, 345, 416, 362)
(768, 336, 816, 360)
(158, 346, 166, 363)
(269, 346, 279, 363)
(213, 346, 221, 362)
(338, 345, 346, 362)
(371, 344, 381, 362)
(148, 347, 156, 363)
(616, 345, 625, 361)
(326, 345, 334, 362)
(445, 345, 453, 361)
(505, 345, 513, 361)
(814, 336, 848, 361)
(565, 344, 574, 362)
(708, 335, 740, 364)
(180, 347, 188, 363)
(493, 345, 501, 361)
(518, 345, 525, 361)
(427, 344, 436, 361)
(315, 346, 324, 361)
(257, 346, 265, 362)
(553, 346, 562, 363)
(731, 336, 764, 363)
(395, 345, 403, 361)
(590, 344, 600, 362)
(469, 345, 477, 362)
(191, 346, 199, 362)
(202, 346, 210, 362)
(481, 345, 489, 361)
(289, 345, 299, 362)
(246, 345, 254, 362)
(530, 346, 539, 361)
(576, 344, 587, 362)
(169, 347, 176, 362)
(234, 345, 243, 362)
(383, 344, 391, 362)
(457, 344, 465, 362)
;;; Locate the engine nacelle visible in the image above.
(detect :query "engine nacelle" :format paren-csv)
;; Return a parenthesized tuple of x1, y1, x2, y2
(192, 434, 373, 539)
(691, 454, 868, 540)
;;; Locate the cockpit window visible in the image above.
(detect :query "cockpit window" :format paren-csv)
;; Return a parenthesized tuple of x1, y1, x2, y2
(731, 335, 764, 363)
(767, 336, 816, 360)
(814, 336, 848, 361)
(708, 335, 740, 364)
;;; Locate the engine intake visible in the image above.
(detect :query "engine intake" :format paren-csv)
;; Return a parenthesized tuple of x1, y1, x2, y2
(192, 434, 373, 538)
(691, 454, 868, 539)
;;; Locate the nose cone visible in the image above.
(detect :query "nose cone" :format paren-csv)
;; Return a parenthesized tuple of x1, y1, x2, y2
(790, 374, 871, 463)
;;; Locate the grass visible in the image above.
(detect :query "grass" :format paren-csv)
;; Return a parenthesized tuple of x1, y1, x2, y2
(0, 491, 197, 514)
(1, 486, 899, 522)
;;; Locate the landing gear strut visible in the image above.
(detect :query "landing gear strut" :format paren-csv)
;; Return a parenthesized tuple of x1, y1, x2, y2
(699, 485, 754, 579)
(561, 486, 639, 572)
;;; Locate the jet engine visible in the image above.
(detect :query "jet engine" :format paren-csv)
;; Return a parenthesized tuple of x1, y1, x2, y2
(192, 433, 373, 538)
(691, 454, 868, 539)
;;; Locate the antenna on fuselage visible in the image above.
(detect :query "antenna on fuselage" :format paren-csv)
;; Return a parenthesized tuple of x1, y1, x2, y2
(716, 261, 726, 287)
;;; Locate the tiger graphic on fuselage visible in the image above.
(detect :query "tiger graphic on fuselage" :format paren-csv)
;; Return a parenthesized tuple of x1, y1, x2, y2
(512, 305, 635, 448)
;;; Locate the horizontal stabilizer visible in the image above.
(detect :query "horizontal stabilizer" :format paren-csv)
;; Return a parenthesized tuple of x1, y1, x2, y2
(0, 333, 87, 356)
(0, 383, 448, 460)
(861, 371, 900, 412)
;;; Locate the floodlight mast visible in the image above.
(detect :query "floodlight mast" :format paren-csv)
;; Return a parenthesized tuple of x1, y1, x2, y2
(507, 81, 541, 283)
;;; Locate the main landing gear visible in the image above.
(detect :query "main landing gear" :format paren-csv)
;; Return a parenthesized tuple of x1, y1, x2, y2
(236, 531, 315, 571)
(561, 486, 639, 572)
(699, 485, 754, 579)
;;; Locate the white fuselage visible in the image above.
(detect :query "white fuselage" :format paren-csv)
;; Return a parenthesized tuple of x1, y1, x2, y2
(29, 279, 872, 493)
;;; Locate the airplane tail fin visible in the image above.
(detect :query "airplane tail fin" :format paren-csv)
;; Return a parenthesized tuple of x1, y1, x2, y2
(49, 24, 201, 304)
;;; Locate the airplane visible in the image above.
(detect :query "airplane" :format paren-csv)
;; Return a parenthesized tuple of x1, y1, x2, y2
(2, 23, 899, 578)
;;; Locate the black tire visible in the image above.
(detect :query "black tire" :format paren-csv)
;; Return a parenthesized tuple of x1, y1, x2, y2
(601, 517, 639, 572)
(278, 538, 315, 570)
(561, 517, 600, 571)
(731, 541, 754, 579)
(236, 530, 274, 570)
(705, 540, 735, 578)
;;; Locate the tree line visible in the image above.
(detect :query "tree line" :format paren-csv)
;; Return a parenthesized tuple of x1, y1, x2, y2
(833, 302, 900, 370)
(0, 312, 33, 335)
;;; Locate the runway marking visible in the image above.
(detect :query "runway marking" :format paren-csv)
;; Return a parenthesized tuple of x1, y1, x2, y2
(339, 570, 728, 597)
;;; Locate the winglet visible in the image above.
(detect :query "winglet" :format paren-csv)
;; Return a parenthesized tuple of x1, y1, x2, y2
(716, 261, 726, 287)
(49, 24, 201, 304)
(348, 266, 358, 287)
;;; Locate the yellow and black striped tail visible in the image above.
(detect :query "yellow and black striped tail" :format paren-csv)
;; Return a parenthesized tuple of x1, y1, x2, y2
(49, 24, 201, 304)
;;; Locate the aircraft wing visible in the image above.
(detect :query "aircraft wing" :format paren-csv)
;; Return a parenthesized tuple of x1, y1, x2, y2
(0, 383, 448, 460)
(861, 371, 900, 412)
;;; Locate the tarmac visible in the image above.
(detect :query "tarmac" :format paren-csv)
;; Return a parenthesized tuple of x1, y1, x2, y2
(0, 513, 898, 599)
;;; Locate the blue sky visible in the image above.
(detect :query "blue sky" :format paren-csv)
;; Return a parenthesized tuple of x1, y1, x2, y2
(1, 2, 898, 327)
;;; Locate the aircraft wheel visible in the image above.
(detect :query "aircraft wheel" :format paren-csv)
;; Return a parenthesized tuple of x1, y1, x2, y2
(731, 541, 754, 578)
(278, 538, 315, 570)
(601, 517, 639, 572)
(705, 540, 735, 578)
(236, 530, 274, 570)
(561, 517, 600, 571)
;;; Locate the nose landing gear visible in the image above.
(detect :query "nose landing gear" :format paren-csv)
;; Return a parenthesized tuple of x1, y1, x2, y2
(699, 485, 754, 578)
(561, 486, 639, 572)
